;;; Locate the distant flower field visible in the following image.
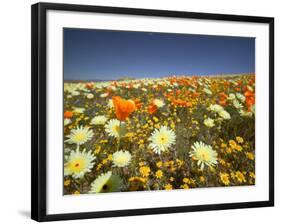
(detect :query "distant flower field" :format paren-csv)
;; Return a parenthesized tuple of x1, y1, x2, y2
(63, 74, 255, 195)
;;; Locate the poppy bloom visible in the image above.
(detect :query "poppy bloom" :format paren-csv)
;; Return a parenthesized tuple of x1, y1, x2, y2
(148, 103, 157, 114)
(172, 99, 192, 107)
(64, 111, 73, 119)
(246, 96, 255, 107)
(192, 92, 200, 98)
(112, 96, 136, 121)
(244, 91, 254, 97)
(219, 99, 227, 106)
(219, 92, 228, 106)
(133, 99, 142, 110)
(85, 83, 93, 89)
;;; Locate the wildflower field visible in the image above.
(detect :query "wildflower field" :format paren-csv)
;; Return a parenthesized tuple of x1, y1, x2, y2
(63, 74, 255, 195)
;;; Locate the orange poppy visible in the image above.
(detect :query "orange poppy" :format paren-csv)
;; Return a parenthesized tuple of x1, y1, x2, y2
(64, 111, 73, 119)
(219, 99, 227, 106)
(85, 83, 93, 89)
(244, 91, 254, 97)
(133, 99, 142, 110)
(112, 96, 136, 121)
(219, 92, 228, 99)
(148, 103, 157, 114)
(246, 96, 255, 107)
(172, 99, 192, 107)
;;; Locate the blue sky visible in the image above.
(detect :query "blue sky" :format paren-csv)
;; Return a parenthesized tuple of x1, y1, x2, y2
(63, 28, 255, 81)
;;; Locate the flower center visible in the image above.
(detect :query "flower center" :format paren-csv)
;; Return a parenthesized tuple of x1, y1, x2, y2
(113, 125, 120, 133)
(157, 134, 168, 144)
(74, 133, 86, 142)
(70, 158, 85, 172)
(197, 149, 211, 162)
(116, 156, 127, 164)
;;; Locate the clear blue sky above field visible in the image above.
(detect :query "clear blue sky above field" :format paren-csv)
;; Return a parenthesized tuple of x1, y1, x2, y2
(63, 28, 255, 81)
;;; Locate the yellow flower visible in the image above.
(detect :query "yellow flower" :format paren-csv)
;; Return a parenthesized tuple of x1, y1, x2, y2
(176, 159, 184, 167)
(183, 178, 190, 184)
(128, 177, 146, 191)
(220, 173, 230, 185)
(235, 171, 246, 183)
(99, 139, 108, 144)
(139, 166, 151, 177)
(236, 136, 244, 144)
(125, 132, 134, 138)
(226, 147, 232, 154)
(155, 170, 163, 179)
(164, 184, 173, 190)
(181, 184, 189, 189)
(102, 159, 108, 164)
(153, 116, 159, 122)
(246, 152, 254, 160)
(235, 145, 243, 152)
(96, 163, 102, 171)
(169, 177, 174, 182)
(219, 158, 226, 166)
(249, 172, 255, 179)
(64, 179, 71, 186)
(199, 176, 205, 183)
(94, 145, 102, 154)
(229, 140, 237, 149)
(73, 190, 80, 195)
(156, 161, 162, 168)
(129, 177, 146, 183)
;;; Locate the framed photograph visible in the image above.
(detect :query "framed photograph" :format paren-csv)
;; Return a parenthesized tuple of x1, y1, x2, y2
(31, 2, 274, 222)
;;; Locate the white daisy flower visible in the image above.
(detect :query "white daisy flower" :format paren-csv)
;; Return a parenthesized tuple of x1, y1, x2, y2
(233, 99, 243, 109)
(64, 118, 72, 126)
(64, 148, 96, 179)
(107, 99, 114, 108)
(90, 171, 122, 193)
(208, 104, 224, 113)
(100, 93, 109, 98)
(189, 141, 218, 170)
(203, 88, 212, 95)
(239, 110, 253, 117)
(112, 150, 132, 167)
(86, 93, 94, 99)
(218, 110, 231, 120)
(65, 126, 93, 146)
(90, 115, 108, 125)
(228, 93, 236, 100)
(236, 93, 246, 102)
(203, 117, 215, 128)
(141, 88, 147, 92)
(72, 107, 85, 114)
(105, 119, 121, 138)
(153, 99, 165, 108)
(149, 126, 176, 154)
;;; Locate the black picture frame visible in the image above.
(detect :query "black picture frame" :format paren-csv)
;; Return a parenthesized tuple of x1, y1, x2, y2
(31, 2, 274, 222)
